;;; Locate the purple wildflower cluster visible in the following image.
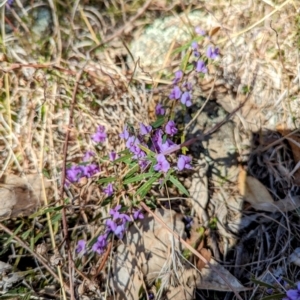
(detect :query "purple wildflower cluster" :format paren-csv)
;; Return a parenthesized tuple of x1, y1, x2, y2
(65, 126, 116, 198)
(76, 205, 144, 256)
(120, 120, 192, 173)
(66, 162, 99, 184)
(168, 28, 219, 109)
(72, 25, 222, 261)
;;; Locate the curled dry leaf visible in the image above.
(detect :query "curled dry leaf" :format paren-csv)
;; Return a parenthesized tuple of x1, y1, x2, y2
(239, 168, 300, 212)
(0, 174, 50, 220)
(197, 248, 212, 271)
(195, 258, 247, 292)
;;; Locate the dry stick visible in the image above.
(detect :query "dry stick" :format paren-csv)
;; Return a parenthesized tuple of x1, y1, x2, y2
(0, 222, 70, 292)
(140, 202, 244, 300)
(59, 70, 84, 300)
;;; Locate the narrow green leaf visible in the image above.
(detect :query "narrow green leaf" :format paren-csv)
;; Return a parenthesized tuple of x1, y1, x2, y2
(123, 172, 154, 185)
(5, 222, 24, 246)
(124, 164, 139, 180)
(113, 153, 133, 164)
(29, 205, 64, 218)
(97, 177, 117, 184)
(136, 173, 160, 198)
(251, 279, 275, 289)
(21, 229, 32, 241)
(138, 144, 155, 157)
(151, 116, 166, 128)
(51, 213, 62, 224)
(169, 175, 189, 196)
(160, 169, 172, 186)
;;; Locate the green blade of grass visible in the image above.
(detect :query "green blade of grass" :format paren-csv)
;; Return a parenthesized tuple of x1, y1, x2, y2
(168, 175, 189, 196)
(136, 173, 161, 198)
(123, 172, 154, 185)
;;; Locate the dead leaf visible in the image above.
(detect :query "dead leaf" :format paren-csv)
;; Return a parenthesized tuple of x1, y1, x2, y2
(209, 26, 221, 37)
(276, 126, 300, 185)
(239, 168, 300, 212)
(0, 174, 50, 220)
(238, 168, 275, 211)
(196, 259, 248, 292)
(197, 248, 212, 270)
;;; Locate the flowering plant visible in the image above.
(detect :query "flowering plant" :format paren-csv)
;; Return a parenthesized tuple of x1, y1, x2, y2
(66, 27, 220, 257)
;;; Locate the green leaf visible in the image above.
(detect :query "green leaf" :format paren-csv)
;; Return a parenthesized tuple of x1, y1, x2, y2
(251, 278, 275, 289)
(123, 172, 154, 185)
(124, 164, 139, 180)
(51, 212, 62, 224)
(160, 169, 172, 186)
(138, 144, 156, 157)
(113, 153, 133, 164)
(97, 177, 117, 184)
(151, 116, 166, 128)
(136, 173, 161, 198)
(29, 205, 64, 218)
(5, 222, 24, 246)
(168, 175, 189, 196)
(180, 50, 192, 73)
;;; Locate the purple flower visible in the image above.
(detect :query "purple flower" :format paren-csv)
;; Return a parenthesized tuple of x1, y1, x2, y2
(66, 165, 83, 183)
(92, 234, 107, 254)
(206, 46, 219, 59)
(155, 103, 165, 116)
(169, 86, 182, 100)
(80, 163, 99, 178)
(195, 26, 206, 36)
(177, 155, 192, 171)
(92, 125, 106, 143)
(109, 204, 121, 218)
(83, 150, 95, 161)
(139, 159, 150, 170)
(183, 81, 193, 91)
(6, 0, 14, 8)
(160, 139, 177, 153)
(103, 183, 114, 197)
(191, 41, 198, 50)
(126, 136, 140, 152)
(130, 143, 146, 159)
(120, 125, 130, 140)
(109, 151, 118, 161)
(181, 91, 192, 107)
(183, 216, 193, 229)
(196, 60, 208, 73)
(284, 283, 300, 300)
(76, 240, 86, 254)
(173, 70, 183, 84)
(106, 219, 126, 239)
(133, 209, 144, 220)
(154, 154, 170, 173)
(119, 213, 131, 223)
(110, 205, 121, 215)
(165, 120, 178, 136)
(140, 123, 152, 136)
(191, 42, 200, 56)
